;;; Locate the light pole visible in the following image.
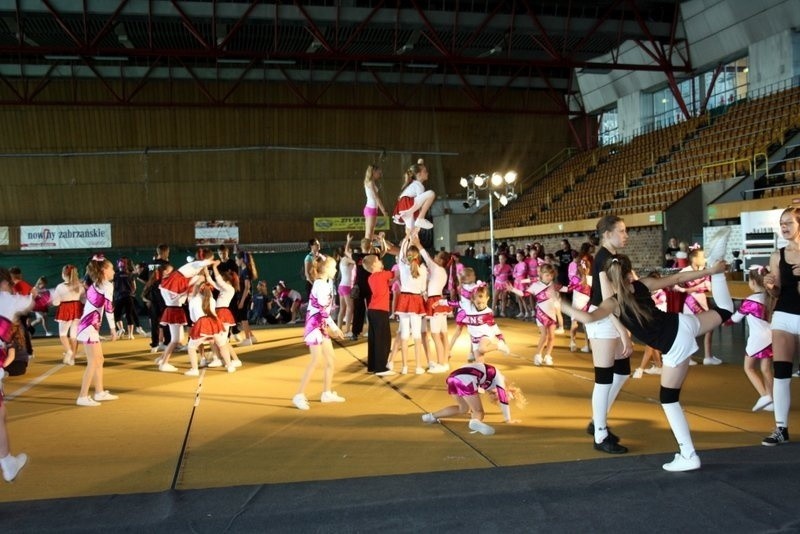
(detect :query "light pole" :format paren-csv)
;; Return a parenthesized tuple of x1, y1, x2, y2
(460, 171, 518, 295)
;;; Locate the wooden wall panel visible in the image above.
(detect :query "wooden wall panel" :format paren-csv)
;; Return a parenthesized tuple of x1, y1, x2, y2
(0, 81, 573, 248)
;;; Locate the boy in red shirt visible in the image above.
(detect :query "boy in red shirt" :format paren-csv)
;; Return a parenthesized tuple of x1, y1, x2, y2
(365, 255, 396, 376)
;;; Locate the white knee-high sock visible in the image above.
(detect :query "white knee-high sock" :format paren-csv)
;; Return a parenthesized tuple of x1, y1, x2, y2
(608, 373, 629, 409)
(592, 383, 612, 443)
(662, 401, 695, 458)
(710, 273, 733, 313)
(773, 377, 791, 428)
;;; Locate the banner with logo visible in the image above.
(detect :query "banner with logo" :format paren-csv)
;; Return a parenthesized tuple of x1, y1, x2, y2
(0, 226, 8, 246)
(195, 220, 239, 245)
(313, 216, 389, 233)
(20, 224, 112, 250)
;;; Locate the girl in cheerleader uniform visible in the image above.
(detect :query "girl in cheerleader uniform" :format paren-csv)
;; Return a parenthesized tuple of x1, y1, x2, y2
(507, 263, 558, 366)
(395, 236, 429, 374)
(292, 256, 346, 410)
(460, 284, 510, 363)
(75, 255, 119, 407)
(566, 257, 592, 353)
(184, 278, 235, 377)
(448, 267, 480, 362)
(673, 245, 722, 365)
(420, 362, 525, 436)
(492, 253, 512, 318)
(417, 236, 450, 373)
(156, 249, 214, 372)
(52, 265, 85, 365)
(392, 161, 435, 234)
(29, 276, 52, 337)
(512, 251, 530, 319)
(730, 265, 774, 412)
(208, 262, 243, 369)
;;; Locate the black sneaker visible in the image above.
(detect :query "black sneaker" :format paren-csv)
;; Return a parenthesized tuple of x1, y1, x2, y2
(761, 426, 789, 446)
(594, 435, 628, 454)
(586, 421, 620, 444)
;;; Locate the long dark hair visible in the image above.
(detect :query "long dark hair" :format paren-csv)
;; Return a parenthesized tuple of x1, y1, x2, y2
(604, 254, 651, 326)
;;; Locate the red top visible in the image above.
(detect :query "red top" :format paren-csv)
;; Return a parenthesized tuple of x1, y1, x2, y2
(13, 280, 33, 296)
(368, 270, 394, 311)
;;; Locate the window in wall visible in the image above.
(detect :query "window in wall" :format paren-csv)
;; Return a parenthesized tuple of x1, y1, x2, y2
(598, 108, 618, 146)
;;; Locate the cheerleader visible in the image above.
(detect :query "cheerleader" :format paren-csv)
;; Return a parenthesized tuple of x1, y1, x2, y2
(730, 265, 774, 412)
(75, 255, 119, 407)
(337, 234, 356, 334)
(420, 362, 524, 435)
(29, 276, 52, 337)
(512, 251, 530, 319)
(156, 250, 214, 373)
(392, 161, 435, 234)
(448, 267, 480, 362)
(566, 256, 592, 353)
(507, 263, 558, 366)
(416, 234, 450, 373)
(292, 256, 346, 411)
(492, 253, 512, 318)
(395, 236, 429, 374)
(209, 262, 243, 369)
(184, 278, 235, 377)
(673, 244, 723, 365)
(363, 164, 389, 240)
(52, 265, 85, 365)
(460, 284, 510, 362)
(0, 269, 32, 481)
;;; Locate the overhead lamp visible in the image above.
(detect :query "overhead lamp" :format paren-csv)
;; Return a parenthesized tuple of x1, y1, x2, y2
(217, 58, 250, 64)
(459, 176, 469, 188)
(473, 174, 486, 187)
(407, 63, 437, 69)
(92, 56, 128, 62)
(362, 62, 394, 68)
(263, 59, 296, 65)
(491, 172, 503, 187)
(44, 55, 80, 61)
(504, 171, 517, 184)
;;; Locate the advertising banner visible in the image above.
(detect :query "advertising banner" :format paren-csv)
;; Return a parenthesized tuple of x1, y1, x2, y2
(313, 216, 389, 233)
(195, 221, 239, 245)
(20, 224, 111, 250)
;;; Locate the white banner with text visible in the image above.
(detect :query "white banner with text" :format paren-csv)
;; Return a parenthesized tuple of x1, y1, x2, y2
(20, 224, 112, 250)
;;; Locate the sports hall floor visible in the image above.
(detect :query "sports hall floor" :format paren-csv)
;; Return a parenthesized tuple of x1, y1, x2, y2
(1, 313, 799, 533)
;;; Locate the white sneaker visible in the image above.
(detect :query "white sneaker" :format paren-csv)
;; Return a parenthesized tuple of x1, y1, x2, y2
(375, 370, 397, 377)
(207, 359, 223, 368)
(157, 343, 167, 350)
(116, 328, 125, 338)
(150, 346, 161, 354)
(533, 354, 543, 366)
(689, 359, 698, 366)
(662, 451, 701, 472)
(184, 368, 200, 377)
(226, 364, 236, 373)
(555, 327, 565, 334)
(414, 218, 433, 230)
(794, 369, 800, 378)
(580, 345, 590, 353)
(159, 362, 179, 373)
(569, 341, 577, 352)
(415, 366, 426, 375)
(543, 355, 554, 366)
(427, 363, 448, 374)
(76, 396, 101, 407)
(703, 355, 723, 366)
(62, 351, 74, 365)
(632, 368, 644, 379)
(401, 365, 408, 375)
(752, 395, 773, 412)
(293, 394, 310, 410)
(468, 418, 495, 436)
(238, 338, 253, 347)
(421, 413, 439, 424)
(644, 365, 662, 375)
(93, 390, 119, 401)
(231, 360, 243, 368)
(135, 327, 148, 336)
(320, 391, 346, 403)
(1, 453, 28, 482)
(704, 226, 731, 266)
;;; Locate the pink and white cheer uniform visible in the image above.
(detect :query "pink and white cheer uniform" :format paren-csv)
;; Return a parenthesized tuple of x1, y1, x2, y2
(303, 278, 338, 346)
(446, 363, 511, 421)
(730, 292, 773, 359)
(76, 281, 115, 344)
